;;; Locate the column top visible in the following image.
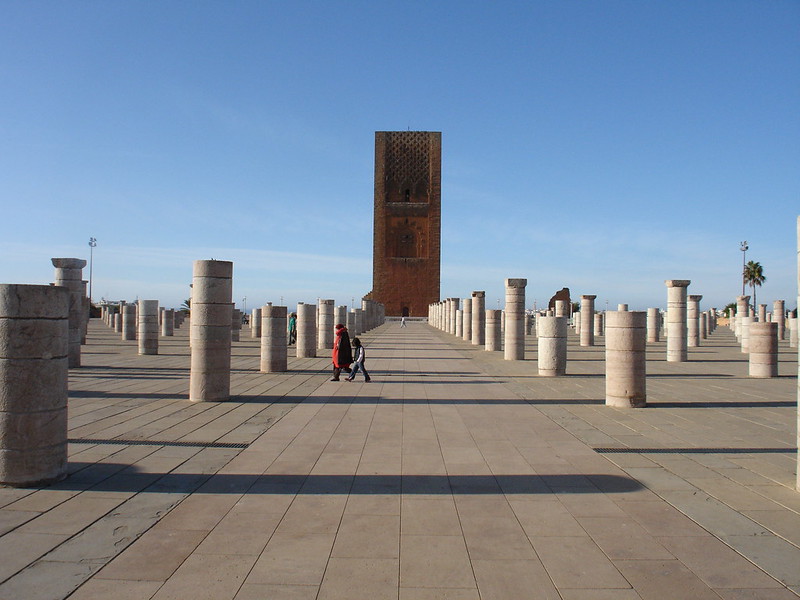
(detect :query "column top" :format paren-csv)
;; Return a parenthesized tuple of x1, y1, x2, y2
(664, 280, 690, 287)
(51, 257, 87, 269)
(319, 299, 334, 305)
(505, 278, 527, 287)
(688, 295, 703, 301)
(736, 295, 750, 302)
(471, 291, 486, 297)
(581, 295, 597, 300)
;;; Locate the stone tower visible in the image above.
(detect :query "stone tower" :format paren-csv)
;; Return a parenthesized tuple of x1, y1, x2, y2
(371, 131, 441, 317)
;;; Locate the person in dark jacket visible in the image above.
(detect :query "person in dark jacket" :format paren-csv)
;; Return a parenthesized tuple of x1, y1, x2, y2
(346, 337, 370, 382)
(331, 323, 352, 381)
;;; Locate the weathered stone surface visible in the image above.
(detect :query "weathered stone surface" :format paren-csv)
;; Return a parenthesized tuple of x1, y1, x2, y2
(538, 316, 567, 376)
(605, 311, 646, 407)
(296, 302, 317, 358)
(504, 278, 526, 361)
(749, 321, 777, 378)
(665, 280, 690, 362)
(261, 305, 287, 373)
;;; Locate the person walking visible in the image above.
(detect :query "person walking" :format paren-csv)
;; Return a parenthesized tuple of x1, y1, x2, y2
(331, 323, 352, 381)
(287, 312, 297, 345)
(400, 316, 407, 328)
(346, 337, 370, 382)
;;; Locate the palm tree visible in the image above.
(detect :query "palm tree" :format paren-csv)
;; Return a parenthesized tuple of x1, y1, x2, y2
(180, 298, 191, 315)
(743, 261, 766, 312)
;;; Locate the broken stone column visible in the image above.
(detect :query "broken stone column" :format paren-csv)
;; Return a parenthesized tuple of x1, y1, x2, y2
(296, 302, 317, 358)
(749, 322, 778, 378)
(122, 303, 136, 341)
(687, 295, 702, 347)
(735, 295, 750, 339)
(580, 295, 596, 347)
(137, 300, 159, 355)
(555, 300, 568, 318)
(462, 298, 472, 342)
(455, 309, 463, 338)
(646, 308, 660, 342)
(605, 310, 647, 408)
(504, 278, 527, 360)
(251, 308, 262, 338)
(617, 304, 628, 312)
(261, 305, 288, 373)
(318, 299, 334, 350)
(346, 309, 356, 334)
(353, 308, 364, 337)
(449, 298, 460, 335)
(189, 260, 233, 402)
(789, 316, 797, 348)
(741, 315, 753, 353)
(51, 258, 87, 368)
(758, 304, 767, 322)
(161, 309, 175, 337)
(538, 316, 567, 376)
(665, 280, 690, 362)
(231, 309, 243, 342)
(115, 302, 124, 333)
(335, 305, 347, 329)
(774, 300, 786, 340)
(594, 312, 604, 338)
(701, 313, 708, 340)
(471, 291, 486, 345)
(485, 309, 501, 352)
(0, 284, 69, 486)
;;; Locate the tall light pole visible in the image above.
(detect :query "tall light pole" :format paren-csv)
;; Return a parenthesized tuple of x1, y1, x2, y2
(740, 241, 749, 295)
(88, 237, 97, 304)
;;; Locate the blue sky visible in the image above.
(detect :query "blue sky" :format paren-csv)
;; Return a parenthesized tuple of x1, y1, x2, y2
(1, 1, 797, 313)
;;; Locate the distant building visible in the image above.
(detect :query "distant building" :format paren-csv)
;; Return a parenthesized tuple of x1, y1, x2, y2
(369, 131, 441, 317)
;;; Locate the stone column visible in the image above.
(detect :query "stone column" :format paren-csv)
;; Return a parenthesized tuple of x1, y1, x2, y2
(296, 302, 317, 358)
(504, 278, 526, 360)
(161, 309, 175, 337)
(51, 258, 87, 368)
(646, 308, 660, 342)
(538, 316, 567, 376)
(617, 304, 628, 311)
(335, 305, 348, 329)
(137, 300, 159, 355)
(796, 216, 799, 491)
(115, 302, 124, 333)
(462, 298, 472, 342)
(318, 299, 334, 350)
(555, 300, 568, 318)
(261, 305, 288, 373)
(449, 298, 460, 335)
(346, 309, 356, 334)
(741, 315, 754, 353)
(701, 313, 708, 340)
(231, 309, 242, 342)
(0, 284, 69, 486)
(580, 295, 596, 346)
(749, 322, 778, 378)
(122, 303, 136, 341)
(605, 311, 646, 408)
(485, 309, 501, 352)
(789, 315, 797, 348)
(594, 312, 604, 338)
(774, 300, 786, 340)
(455, 309, 463, 338)
(687, 295, 702, 347)
(353, 308, 364, 337)
(735, 295, 750, 338)
(251, 308, 262, 338)
(189, 260, 233, 402)
(665, 280, 690, 362)
(758, 304, 767, 322)
(471, 291, 486, 345)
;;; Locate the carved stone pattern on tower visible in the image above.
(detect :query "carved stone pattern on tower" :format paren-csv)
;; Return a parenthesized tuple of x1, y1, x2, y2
(384, 131, 431, 204)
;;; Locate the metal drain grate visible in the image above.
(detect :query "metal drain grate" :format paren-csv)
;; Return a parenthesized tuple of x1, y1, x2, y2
(594, 447, 795, 455)
(69, 438, 249, 449)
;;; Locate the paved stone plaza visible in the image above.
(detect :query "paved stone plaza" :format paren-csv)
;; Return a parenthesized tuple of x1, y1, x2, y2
(0, 319, 798, 599)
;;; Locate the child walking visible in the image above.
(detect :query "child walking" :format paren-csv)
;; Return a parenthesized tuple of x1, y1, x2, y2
(346, 337, 371, 382)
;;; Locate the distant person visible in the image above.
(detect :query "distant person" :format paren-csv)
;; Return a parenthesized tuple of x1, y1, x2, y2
(288, 312, 297, 345)
(331, 323, 353, 381)
(346, 337, 370, 382)
(400, 316, 407, 328)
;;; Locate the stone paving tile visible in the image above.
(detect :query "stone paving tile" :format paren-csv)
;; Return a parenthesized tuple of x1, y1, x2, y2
(531, 535, 630, 589)
(615, 559, 731, 600)
(317, 557, 399, 600)
(149, 552, 256, 600)
(68, 578, 162, 599)
(399, 535, 475, 589)
(471, 558, 561, 600)
(233, 583, 318, 600)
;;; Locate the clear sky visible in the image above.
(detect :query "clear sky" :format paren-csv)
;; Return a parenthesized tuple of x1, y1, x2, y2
(1, 1, 798, 313)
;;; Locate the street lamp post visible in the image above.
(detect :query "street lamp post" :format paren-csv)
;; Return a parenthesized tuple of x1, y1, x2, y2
(88, 237, 97, 304)
(740, 241, 749, 296)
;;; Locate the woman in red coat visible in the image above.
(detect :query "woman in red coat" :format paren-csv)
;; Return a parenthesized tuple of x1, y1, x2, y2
(331, 323, 353, 381)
